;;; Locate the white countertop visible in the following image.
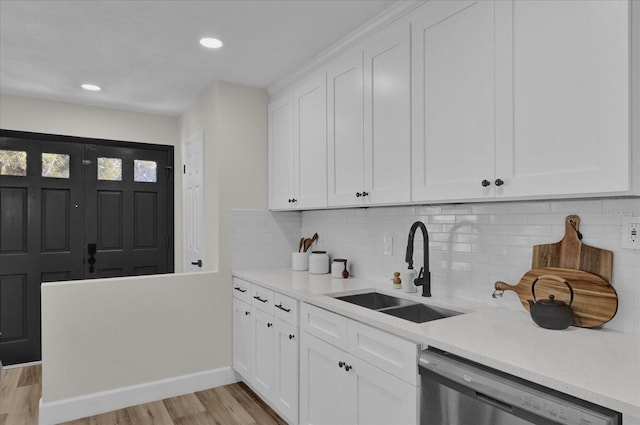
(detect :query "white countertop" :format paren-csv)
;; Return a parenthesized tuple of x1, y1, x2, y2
(233, 268, 640, 418)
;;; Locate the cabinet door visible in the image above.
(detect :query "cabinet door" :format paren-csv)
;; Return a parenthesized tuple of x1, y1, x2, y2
(295, 72, 328, 209)
(411, 0, 496, 202)
(327, 47, 366, 207)
(495, 0, 630, 197)
(363, 21, 411, 204)
(299, 332, 356, 425)
(251, 308, 275, 401)
(274, 319, 299, 424)
(232, 299, 252, 380)
(268, 93, 296, 209)
(354, 357, 418, 425)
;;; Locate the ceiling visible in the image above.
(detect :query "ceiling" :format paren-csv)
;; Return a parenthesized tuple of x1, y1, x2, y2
(0, 0, 398, 117)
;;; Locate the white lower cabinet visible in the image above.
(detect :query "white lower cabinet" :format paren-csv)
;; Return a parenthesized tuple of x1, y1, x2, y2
(232, 278, 299, 424)
(232, 297, 252, 380)
(299, 303, 419, 425)
(251, 308, 276, 399)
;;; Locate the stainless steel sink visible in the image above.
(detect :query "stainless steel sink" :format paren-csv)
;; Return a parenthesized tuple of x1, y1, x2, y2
(334, 292, 416, 310)
(380, 303, 462, 323)
(332, 291, 463, 323)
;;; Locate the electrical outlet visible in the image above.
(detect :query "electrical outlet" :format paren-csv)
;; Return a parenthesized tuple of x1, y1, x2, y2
(621, 218, 640, 250)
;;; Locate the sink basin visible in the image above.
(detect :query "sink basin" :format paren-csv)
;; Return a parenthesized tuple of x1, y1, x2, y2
(334, 292, 416, 310)
(333, 291, 463, 323)
(381, 303, 462, 323)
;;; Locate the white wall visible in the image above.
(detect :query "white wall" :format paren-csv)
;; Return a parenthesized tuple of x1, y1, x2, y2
(179, 81, 268, 369)
(0, 94, 178, 146)
(39, 272, 236, 424)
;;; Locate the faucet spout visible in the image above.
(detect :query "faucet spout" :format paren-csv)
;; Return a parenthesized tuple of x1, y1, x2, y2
(405, 221, 431, 297)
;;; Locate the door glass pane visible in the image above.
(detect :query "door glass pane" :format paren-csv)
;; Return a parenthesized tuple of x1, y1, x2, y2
(0, 150, 27, 176)
(97, 157, 122, 181)
(42, 153, 70, 178)
(134, 160, 157, 182)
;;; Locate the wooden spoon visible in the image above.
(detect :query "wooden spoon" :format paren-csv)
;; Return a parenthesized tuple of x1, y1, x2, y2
(298, 237, 305, 252)
(303, 232, 318, 252)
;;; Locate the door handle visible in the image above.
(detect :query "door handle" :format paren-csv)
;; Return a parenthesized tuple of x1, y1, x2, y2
(191, 259, 203, 267)
(87, 244, 96, 273)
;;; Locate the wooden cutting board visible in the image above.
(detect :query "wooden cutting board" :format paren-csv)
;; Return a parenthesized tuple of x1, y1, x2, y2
(494, 267, 618, 328)
(532, 215, 613, 284)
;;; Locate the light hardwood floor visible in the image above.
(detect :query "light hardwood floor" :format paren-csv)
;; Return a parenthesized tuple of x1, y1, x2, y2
(0, 365, 286, 425)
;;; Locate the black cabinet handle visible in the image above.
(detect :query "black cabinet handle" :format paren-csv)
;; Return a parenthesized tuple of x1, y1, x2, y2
(245, 311, 250, 316)
(362, 191, 368, 197)
(288, 198, 297, 203)
(356, 192, 361, 197)
(253, 296, 268, 303)
(191, 259, 203, 267)
(275, 304, 291, 313)
(356, 191, 369, 198)
(344, 364, 352, 372)
(289, 334, 295, 340)
(234, 287, 247, 293)
(481, 179, 490, 187)
(267, 322, 273, 328)
(495, 178, 504, 186)
(338, 361, 344, 368)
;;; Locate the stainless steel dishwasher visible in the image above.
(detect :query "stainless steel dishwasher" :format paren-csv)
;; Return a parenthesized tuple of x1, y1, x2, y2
(419, 348, 621, 425)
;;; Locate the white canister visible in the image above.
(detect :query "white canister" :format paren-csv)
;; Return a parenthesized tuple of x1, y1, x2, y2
(291, 252, 309, 271)
(331, 259, 349, 279)
(401, 269, 418, 293)
(309, 251, 330, 274)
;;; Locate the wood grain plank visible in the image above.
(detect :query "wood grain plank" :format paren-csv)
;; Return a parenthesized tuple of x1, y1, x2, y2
(173, 411, 218, 425)
(125, 400, 175, 425)
(196, 387, 252, 425)
(225, 383, 286, 425)
(163, 393, 206, 420)
(16, 364, 41, 388)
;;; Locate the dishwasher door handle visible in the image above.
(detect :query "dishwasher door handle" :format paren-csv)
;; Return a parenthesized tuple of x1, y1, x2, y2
(475, 391, 513, 413)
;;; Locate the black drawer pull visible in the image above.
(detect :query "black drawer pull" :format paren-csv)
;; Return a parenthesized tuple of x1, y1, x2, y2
(275, 304, 291, 313)
(253, 296, 268, 303)
(234, 287, 247, 293)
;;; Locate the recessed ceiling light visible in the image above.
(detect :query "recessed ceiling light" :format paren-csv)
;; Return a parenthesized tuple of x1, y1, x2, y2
(81, 83, 101, 91)
(199, 37, 223, 49)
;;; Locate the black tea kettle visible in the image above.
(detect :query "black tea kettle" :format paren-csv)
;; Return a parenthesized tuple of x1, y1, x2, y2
(527, 275, 574, 330)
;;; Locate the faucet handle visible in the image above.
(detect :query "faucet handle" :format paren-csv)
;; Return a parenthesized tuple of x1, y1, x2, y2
(417, 267, 424, 279)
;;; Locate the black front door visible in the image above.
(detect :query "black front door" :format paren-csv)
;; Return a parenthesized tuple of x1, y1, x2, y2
(0, 131, 174, 365)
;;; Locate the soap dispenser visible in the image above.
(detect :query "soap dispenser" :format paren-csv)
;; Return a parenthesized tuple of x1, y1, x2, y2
(402, 269, 418, 293)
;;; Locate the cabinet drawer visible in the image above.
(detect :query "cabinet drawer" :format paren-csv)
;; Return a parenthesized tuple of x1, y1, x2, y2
(274, 292, 298, 326)
(348, 320, 419, 386)
(251, 285, 275, 314)
(301, 303, 348, 351)
(232, 277, 252, 303)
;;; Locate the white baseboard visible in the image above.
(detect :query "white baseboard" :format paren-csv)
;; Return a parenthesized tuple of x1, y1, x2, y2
(38, 367, 239, 425)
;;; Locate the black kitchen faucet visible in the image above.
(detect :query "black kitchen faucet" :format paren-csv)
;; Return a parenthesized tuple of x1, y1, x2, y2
(405, 220, 431, 297)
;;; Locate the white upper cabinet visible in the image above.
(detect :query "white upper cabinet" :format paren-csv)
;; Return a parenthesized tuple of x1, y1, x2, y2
(411, 0, 496, 202)
(495, 0, 630, 198)
(363, 22, 411, 205)
(269, 72, 328, 210)
(327, 47, 366, 206)
(268, 94, 296, 209)
(295, 72, 328, 208)
(328, 22, 411, 207)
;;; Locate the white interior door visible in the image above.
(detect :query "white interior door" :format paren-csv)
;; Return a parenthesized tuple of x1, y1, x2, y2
(183, 130, 205, 271)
